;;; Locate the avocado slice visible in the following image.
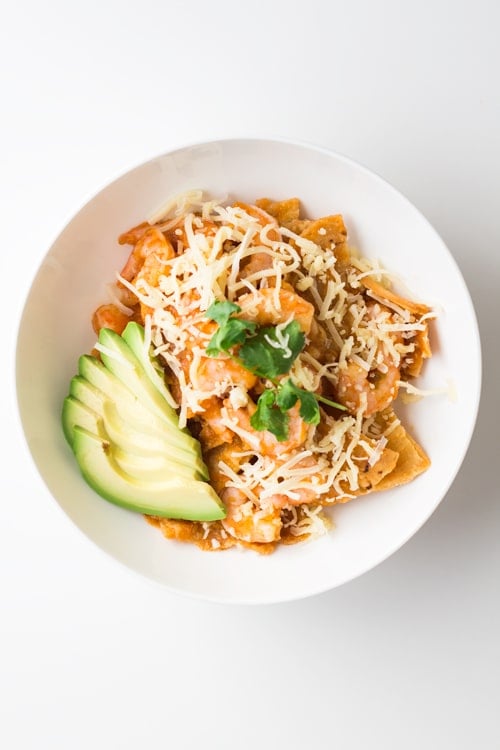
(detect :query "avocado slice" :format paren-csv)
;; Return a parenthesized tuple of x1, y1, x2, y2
(98, 328, 180, 426)
(121, 322, 178, 409)
(78, 352, 176, 429)
(78, 354, 139, 409)
(104, 383, 202, 456)
(72, 427, 225, 521)
(112, 446, 205, 482)
(62, 395, 102, 446)
(77, 355, 201, 456)
(65, 389, 209, 481)
(63, 326, 224, 521)
(70, 375, 107, 414)
(102, 401, 208, 478)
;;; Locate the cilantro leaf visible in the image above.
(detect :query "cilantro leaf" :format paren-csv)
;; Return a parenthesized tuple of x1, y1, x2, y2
(239, 320, 305, 378)
(206, 300, 241, 326)
(206, 318, 257, 356)
(295, 388, 320, 424)
(275, 378, 298, 411)
(276, 379, 320, 425)
(204, 303, 335, 440)
(206, 300, 257, 356)
(250, 389, 290, 442)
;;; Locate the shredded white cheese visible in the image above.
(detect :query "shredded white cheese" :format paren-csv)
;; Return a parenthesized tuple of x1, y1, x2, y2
(114, 192, 437, 544)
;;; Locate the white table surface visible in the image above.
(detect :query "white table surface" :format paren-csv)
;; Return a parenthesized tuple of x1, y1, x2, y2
(2, 1, 499, 748)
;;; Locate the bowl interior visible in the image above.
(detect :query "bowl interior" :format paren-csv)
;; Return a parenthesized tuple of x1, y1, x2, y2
(16, 139, 481, 603)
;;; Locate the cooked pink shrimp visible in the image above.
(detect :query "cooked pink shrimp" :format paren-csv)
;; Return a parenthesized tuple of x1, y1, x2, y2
(174, 335, 258, 405)
(92, 303, 135, 336)
(125, 231, 176, 318)
(336, 300, 403, 416)
(196, 357, 258, 393)
(221, 487, 282, 544)
(239, 251, 274, 280)
(264, 455, 322, 508)
(120, 227, 175, 283)
(336, 360, 400, 417)
(118, 221, 150, 246)
(223, 400, 308, 457)
(268, 487, 319, 508)
(197, 398, 236, 450)
(237, 287, 314, 334)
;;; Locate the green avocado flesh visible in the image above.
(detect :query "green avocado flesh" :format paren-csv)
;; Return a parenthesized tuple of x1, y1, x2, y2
(73, 428, 225, 520)
(62, 325, 225, 521)
(121, 322, 178, 410)
(76, 356, 201, 455)
(62, 395, 102, 445)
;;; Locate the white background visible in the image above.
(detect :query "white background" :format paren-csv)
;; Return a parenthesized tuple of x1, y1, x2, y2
(2, 1, 499, 748)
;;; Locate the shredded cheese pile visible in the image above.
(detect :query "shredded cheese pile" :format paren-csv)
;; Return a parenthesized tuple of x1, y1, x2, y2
(109, 191, 434, 551)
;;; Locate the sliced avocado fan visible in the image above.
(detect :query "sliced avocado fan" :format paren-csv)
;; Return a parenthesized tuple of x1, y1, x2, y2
(62, 325, 225, 522)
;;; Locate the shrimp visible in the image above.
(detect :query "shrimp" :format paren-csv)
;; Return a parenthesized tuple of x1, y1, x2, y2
(268, 487, 319, 508)
(196, 356, 258, 393)
(125, 230, 176, 318)
(92, 303, 135, 336)
(221, 487, 282, 544)
(223, 401, 308, 457)
(175, 321, 258, 400)
(335, 299, 405, 416)
(204, 439, 245, 495)
(111, 228, 176, 325)
(239, 251, 274, 280)
(237, 287, 314, 334)
(262, 455, 323, 508)
(336, 360, 400, 417)
(120, 227, 175, 283)
(118, 221, 150, 246)
(92, 231, 171, 335)
(196, 396, 238, 451)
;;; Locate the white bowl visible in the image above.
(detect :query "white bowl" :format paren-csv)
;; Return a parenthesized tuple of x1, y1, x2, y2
(16, 138, 481, 604)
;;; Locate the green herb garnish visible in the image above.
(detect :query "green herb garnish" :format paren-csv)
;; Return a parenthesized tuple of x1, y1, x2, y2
(276, 378, 321, 425)
(250, 388, 290, 442)
(206, 299, 346, 441)
(250, 378, 321, 441)
(239, 320, 304, 378)
(206, 301, 257, 356)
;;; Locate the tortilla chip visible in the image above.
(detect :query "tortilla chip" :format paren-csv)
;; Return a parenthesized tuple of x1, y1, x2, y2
(254, 201, 350, 267)
(362, 276, 431, 316)
(324, 410, 430, 505)
(324, 437, 400, 505)
(146, 516, 236, 552)
(402, 327, 432, 378)
(287, 218, 312, 234)
(357, 446, 400, 492)
(300, 215, 350, 265)
(146, 515, 279, 554)
(255, 197, 301, 226)
(374, 423, 430, 492)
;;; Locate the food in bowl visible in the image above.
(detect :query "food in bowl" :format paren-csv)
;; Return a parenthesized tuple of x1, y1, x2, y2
(62, 190, 436, 554)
